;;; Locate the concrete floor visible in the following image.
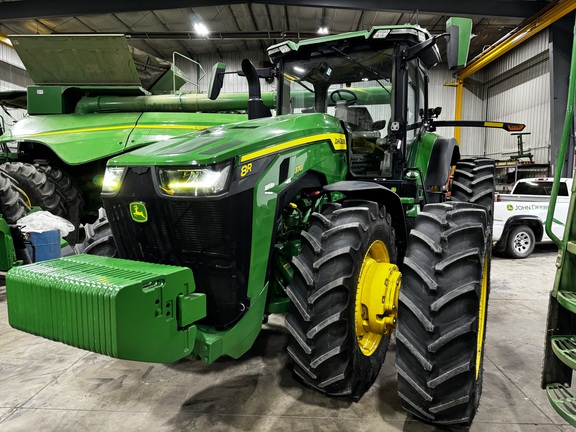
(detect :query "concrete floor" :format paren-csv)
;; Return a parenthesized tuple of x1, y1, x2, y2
(0, 245, 572, 432)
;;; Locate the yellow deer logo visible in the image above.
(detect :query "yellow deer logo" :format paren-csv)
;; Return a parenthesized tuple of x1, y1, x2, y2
(130, 202, 148, 223)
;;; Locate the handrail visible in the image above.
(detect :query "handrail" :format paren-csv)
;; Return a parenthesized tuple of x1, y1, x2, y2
(545, 18, 576, 246)
(172, 51, 206, 94)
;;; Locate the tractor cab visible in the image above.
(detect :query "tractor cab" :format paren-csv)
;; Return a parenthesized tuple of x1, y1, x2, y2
(268, 21, 470, 185)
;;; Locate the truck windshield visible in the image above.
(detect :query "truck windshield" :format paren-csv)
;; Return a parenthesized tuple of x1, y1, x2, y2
(513, 181, 569, 196)
(279, 47, 395, 177)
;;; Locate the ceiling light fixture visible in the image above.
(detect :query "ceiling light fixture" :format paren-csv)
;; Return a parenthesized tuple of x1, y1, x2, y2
(194, 23, 209, 37)
(317, 27, 329, 35)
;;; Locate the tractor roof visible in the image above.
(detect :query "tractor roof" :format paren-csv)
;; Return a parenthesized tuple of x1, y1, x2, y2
(268, 25, 434, 64)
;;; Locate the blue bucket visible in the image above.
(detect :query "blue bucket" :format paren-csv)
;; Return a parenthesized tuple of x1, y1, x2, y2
(27, 230, 61, 262)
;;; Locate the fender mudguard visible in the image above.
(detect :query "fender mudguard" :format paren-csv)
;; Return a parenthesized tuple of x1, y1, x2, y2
(425, 137, 460, 187)
(324, 180, 408, 262)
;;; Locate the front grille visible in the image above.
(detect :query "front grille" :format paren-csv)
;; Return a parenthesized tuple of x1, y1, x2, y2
(103, 167, 253, 329)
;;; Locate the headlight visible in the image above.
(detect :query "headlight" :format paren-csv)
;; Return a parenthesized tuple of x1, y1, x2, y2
(102, 166, 125, 193)
(158, 162, 231, 196)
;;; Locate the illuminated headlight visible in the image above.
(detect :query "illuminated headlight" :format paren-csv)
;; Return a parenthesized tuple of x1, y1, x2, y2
(158, 162, 231, 196)
(102, 166, 125, 193)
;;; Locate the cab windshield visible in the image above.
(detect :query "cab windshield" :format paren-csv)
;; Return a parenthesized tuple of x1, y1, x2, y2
(278, 47, 395, 177)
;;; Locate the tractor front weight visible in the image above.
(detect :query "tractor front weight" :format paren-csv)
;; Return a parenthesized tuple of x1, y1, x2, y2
(6, 254, 208, 363)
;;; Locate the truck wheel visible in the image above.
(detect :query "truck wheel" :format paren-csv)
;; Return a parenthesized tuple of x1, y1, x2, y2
(396, 202, 491, 427)
(1, 162, 67, 218)
(285, 200, 399, 399)
(451, 158, 495, 221)
(0, 169, 30, 223)
(506, 225, 535, 259)
(74, 209, 117, 257)
(36, 165, 84, 242)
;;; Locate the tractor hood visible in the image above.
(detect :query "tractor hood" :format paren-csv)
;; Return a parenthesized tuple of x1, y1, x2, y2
(108, 113, 346, 167)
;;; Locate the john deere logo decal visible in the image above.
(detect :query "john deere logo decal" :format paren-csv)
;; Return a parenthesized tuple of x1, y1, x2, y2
(130, 202, 148, 223)
(507, 204, 513, 211)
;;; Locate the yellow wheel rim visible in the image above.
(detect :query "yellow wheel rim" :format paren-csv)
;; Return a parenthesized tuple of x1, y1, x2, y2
(355, 240, 402, 356)
(476, 254, 489, 380)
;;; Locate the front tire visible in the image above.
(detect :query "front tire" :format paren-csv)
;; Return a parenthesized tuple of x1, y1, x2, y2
(285, 200, 399, 399)
(395, 202, 491, 427)
(506, 225, 535, 259)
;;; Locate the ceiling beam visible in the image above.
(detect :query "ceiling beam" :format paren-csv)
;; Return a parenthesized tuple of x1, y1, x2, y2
(122, 31, 321, 40)
(0, 0, 549, 21)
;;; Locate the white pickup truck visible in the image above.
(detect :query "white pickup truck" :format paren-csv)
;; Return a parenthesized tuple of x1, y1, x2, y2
(493, 177, 571, 258)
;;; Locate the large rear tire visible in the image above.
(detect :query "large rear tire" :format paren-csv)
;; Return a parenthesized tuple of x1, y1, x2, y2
(285, 200, 398, 399)
(0, 169, 29, 223)
(1, 162, 67, 217)
(395, 202, 491, 427)
(74, 209, 117, 257)
(451, 158, 495, 220)
(37, 165, 84, 242)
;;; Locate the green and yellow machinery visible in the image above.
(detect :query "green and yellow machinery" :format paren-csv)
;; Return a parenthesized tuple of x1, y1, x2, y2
(0, 34, 248, 248)
(6, 19, 524, 426)
(541, 14, 576, 427)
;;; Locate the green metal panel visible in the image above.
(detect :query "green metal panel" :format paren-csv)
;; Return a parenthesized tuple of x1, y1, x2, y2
(0, 216, 17, 271)
(6, 254, 205, 363)
(111, 113, 346, 167)
(0, 112, 245, 165)
(446, 17, 473, 70)
(10, 34, 141, 86)
(27, 87, 67, 115)
(125, 112, 248, 152)
(406, 132, 439, 178)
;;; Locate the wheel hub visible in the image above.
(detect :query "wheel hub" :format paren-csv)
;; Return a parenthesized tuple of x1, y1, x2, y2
(355, 240, 402, 356)
(513, 232, 530, 253)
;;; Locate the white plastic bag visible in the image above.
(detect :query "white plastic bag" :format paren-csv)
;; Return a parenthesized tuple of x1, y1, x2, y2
(18, 211, 74, 237)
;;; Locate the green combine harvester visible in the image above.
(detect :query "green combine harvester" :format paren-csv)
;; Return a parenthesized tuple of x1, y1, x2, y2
(0, 34, 249, 258)
(542, 14, 576, 427)
(7, 19, 525, 426)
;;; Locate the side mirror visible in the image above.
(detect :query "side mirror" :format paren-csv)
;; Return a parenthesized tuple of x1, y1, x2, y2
(208, 62, 226, 100)
(446, 17, 472, 70)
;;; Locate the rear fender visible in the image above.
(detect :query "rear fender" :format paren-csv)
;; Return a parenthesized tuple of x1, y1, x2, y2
(425, 137, 460, 187)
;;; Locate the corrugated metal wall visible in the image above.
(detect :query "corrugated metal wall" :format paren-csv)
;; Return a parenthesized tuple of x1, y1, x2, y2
(485, 59, 550, 162)
(0, 44, 31, 129)
(483, 30, 550, 163)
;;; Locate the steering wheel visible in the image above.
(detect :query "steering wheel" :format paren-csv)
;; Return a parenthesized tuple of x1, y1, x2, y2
(330, 89, 358, 105)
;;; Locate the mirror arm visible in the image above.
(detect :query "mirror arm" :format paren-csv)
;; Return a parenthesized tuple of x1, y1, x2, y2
(402, 34, 446, 63)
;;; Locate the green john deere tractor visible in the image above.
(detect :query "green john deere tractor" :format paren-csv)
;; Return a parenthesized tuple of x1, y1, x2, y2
(7, 18, 525, 426)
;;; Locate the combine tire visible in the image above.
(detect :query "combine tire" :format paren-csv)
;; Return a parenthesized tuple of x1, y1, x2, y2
(285, 200, 399, 399)
(0, 169, 29, 223)
(36, 165, 84, 240)
(451, 158, 495, 221)
(1, 162, 66, 217)
(395, 202, 491, 427)
(74, 209, 117, 257)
